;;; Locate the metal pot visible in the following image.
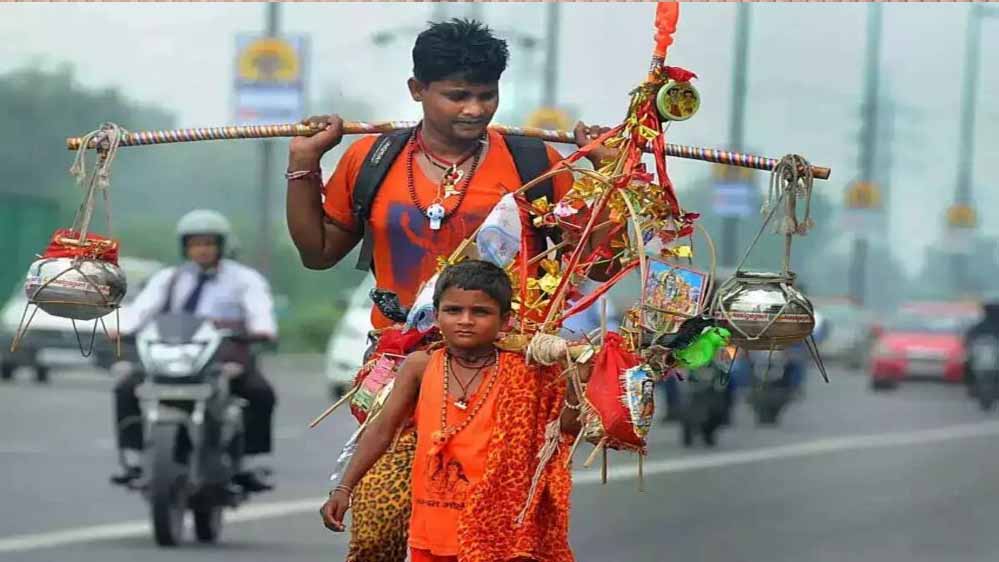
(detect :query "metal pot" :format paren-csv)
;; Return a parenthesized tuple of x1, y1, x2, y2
(24, 257, 127, 320)
(712, 270, 814, 351)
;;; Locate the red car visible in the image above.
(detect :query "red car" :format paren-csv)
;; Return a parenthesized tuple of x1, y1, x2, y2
(868, 302, 982, 390)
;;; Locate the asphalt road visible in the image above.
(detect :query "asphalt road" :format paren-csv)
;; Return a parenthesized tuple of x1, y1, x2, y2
(2, 357, 998, 562)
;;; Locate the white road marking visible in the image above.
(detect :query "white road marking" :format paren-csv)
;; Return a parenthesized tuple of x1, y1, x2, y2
(574, 419, 999, 484)
(4, 420, 999, 553)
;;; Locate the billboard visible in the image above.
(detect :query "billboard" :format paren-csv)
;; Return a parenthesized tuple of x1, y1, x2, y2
(234, 34, 308, 126)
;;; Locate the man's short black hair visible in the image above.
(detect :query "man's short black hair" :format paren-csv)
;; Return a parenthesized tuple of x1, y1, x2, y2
(412, 18, 509, 84)
(433, 260, 513, 314)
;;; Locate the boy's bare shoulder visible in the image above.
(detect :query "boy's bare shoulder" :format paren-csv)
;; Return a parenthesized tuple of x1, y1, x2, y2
(405, 349, 432, 363)
(399, 349, 432, 380)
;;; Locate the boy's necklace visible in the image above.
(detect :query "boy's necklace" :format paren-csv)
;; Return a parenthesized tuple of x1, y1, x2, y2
(439, 350, 500, 441)
(451, 350, 496, 368)
(449, 355, 497, 410)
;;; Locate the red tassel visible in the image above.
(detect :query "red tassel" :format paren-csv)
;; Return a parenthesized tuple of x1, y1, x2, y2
(664, 66, 698, 82)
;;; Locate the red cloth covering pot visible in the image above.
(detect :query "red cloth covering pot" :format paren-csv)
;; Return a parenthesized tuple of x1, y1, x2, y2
(42, 228, 119, 265)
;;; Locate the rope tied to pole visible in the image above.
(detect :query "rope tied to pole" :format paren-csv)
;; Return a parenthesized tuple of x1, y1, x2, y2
(69, 122, 125, 241)
(763, 154, 815, 235)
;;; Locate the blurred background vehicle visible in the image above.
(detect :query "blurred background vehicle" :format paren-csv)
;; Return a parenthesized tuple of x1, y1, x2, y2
(813, 296, 875, 369)
(867, 301, 982, 391)
(0, 256, 164, 382)
(324, 275, 375, 401)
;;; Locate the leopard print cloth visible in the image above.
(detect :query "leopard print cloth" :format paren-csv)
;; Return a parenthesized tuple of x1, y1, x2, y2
(347, 431, 416, 562)
(458, 352, 574, 562)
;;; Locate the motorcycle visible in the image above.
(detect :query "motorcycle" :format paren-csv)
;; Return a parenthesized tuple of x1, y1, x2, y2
(743, 348, 804, 425)
(678, 365, 733, 447)
(967, 334, 999, 412)
(117, 313, 259, 546)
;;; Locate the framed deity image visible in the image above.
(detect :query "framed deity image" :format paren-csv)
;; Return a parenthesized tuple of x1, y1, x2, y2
(642, 258, 708, 334)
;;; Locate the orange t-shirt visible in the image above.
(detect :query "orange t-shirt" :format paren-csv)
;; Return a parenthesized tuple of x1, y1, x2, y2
(408, 349, 501, 557)
(323, 129, 572, 328)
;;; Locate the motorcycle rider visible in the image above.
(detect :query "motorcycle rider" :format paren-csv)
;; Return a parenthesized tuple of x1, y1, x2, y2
(964, 294, 999, 408)
(740, 283, 828, 424)
(109, 209, 277, 492)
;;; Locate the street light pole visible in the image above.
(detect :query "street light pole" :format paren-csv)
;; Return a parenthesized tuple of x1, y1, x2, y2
(721, 3, 751, 269)
(847, 2, 882, 307)
(257, 2, 280, 275)
(543, 2, 561, 108)
(949, 4, 985, 293)
(955, 5, 983, 209)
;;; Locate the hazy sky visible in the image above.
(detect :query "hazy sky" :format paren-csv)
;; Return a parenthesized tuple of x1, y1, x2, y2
(1, 2, 996, 274)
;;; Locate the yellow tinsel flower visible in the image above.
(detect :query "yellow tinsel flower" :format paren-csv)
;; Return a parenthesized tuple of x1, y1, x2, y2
(531, 196, 551, 215)
(638, 125, 660, 140)
(662, 245, 693, 259)
(538, 273, 561, 295)
(568, 177, 605, 202)
(540, 258, 560, 277)
(610, 236, 630, 252)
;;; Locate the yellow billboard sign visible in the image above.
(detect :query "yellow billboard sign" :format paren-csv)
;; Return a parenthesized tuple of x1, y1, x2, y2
(844, 180, 881, 210)
(525, 107, 572, 131)
(946, 203, 977, 229)
(237, 37, 300, 83)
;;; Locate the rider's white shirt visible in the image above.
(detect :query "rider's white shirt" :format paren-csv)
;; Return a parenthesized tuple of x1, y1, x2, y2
(119, 259, 277, 338)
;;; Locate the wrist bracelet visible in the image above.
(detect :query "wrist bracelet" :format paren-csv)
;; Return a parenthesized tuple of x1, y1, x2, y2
(285, 169, 322, 181)
(331, 484, 353, 497)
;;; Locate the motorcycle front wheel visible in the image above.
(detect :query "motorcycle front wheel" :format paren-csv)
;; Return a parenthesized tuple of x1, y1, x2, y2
(977, 375, 998, 412)
(149, 424, 188, 547)
(193, 503, 223, 543)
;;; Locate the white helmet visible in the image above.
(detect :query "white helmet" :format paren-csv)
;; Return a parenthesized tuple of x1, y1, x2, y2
(176, 209, 232, 239)
(176, 209, 231, 257)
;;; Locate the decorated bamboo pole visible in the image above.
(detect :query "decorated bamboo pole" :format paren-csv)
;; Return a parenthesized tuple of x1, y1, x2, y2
(66, 121, 831, 180)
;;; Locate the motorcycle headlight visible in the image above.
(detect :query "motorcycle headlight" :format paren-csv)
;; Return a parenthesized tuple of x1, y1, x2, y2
(146, 342, 208, 376)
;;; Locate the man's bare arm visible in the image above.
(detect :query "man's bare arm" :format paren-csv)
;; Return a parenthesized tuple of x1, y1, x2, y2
(285, 114, 362, 270)
(285, 169, 361, 269)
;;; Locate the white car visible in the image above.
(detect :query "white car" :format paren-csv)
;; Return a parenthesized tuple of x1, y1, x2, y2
(0, 257, 164, 382)
(324, 276, 376, 400)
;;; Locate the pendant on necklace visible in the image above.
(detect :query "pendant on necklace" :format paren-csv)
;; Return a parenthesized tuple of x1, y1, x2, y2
(441, 167, 463, 200)
(426, 202, 446, 230)
(442, 167, 463, 186)
(454, 398, 468, 411)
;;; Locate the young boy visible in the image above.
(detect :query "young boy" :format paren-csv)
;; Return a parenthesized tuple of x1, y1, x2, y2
(320, 260, 580, 562)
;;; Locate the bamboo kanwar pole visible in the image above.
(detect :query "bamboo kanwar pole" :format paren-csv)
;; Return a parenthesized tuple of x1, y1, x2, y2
(66, 120, 832, 180)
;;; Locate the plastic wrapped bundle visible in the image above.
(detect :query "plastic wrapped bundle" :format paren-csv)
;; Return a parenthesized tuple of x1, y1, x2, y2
(24, 229, 126, 321)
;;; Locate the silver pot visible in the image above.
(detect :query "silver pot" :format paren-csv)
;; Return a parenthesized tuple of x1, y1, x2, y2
(24, 257, 127, 320)
(712, 270, 814, 350)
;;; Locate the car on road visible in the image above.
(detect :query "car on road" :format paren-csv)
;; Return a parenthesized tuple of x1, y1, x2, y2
(0, 257, 164, 382)
(868, 301, 981, 390)
(324, 276, 375, 400)
(812, 297, 875, 369)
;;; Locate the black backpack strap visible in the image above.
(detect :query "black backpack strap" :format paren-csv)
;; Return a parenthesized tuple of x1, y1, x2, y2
(503, 135, 561, 252)
(352, 128, 414, 271)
